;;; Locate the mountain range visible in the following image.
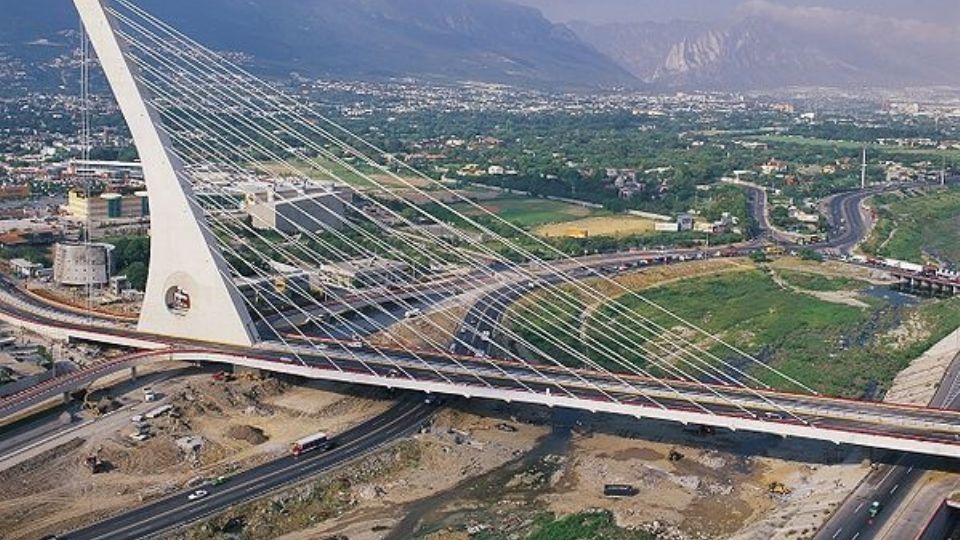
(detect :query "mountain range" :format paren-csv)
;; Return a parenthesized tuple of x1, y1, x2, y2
(1, 0, 958, 91)
(570, 14, 960, 90)
(0, 0, 634, 90)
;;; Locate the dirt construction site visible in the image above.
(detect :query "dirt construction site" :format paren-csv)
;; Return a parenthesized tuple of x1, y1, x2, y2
(165, 398, 870, 540)
(0, 362, 874, 540)
(0, 365, 393, 540)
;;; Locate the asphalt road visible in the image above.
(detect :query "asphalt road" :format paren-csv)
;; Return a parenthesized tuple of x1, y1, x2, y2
(65, 397, 435, 540)
(743, 183, 891, 253)
(821, 188, 878, 254)
(815, 352, 960, 540)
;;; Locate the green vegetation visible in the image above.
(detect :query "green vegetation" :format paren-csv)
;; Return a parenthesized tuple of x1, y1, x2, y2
(104, 236, 150, 290)
(523, 511, 654, 540)
(0, 245, 51, 266)
(748, 134, 960, 162)
(776, 270, 862, 292)
(863, 188, 960, 268)
(799, 248, 824, 262)
(509, 268, 960, 397)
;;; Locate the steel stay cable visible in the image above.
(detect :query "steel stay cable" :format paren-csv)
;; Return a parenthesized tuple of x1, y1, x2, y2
(107, 6, 808, 422)
(111, 0, 814, 395)
(104, 9, 755, 399)
(107, 11, 783, 399)
(117, 32, 747, 412)
(128, 58, 724, 413)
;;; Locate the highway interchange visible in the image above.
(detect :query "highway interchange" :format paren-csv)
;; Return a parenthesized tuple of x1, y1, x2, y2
(1, 181, 958, 538)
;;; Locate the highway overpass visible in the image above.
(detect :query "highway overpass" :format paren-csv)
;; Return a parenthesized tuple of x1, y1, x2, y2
(4, 296, 960, 458)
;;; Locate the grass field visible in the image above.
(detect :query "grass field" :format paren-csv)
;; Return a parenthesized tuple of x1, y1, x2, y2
(507, 265, 960, 397)
(450, 197, 601, 229)
(862, 188, 960, 266)
(775, 269, 864, 292)
(534, 215, 657, 238)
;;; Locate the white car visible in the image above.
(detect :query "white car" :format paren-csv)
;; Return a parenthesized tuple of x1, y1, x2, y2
(347, 340, 363, 349)
(187, 489, 209, 501)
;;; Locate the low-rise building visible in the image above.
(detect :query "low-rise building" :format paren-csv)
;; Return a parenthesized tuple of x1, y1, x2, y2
(52, 242, 115, 287)
(317, 257, 412, 290)
(0, 227, 60, 248)
(9, 258, 43, 278)
(65, 188, 150, 223)
(242, 181, 348, 235)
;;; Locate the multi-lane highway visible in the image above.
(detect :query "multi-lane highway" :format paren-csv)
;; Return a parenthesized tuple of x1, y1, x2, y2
(743, 182, 895, 253)
(816, 352, 960, 540)
(65, 398, 435, 540)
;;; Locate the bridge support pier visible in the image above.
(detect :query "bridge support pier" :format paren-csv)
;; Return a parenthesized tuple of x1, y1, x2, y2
(62, 391, 72, 404)
(130, 366, 137, 381)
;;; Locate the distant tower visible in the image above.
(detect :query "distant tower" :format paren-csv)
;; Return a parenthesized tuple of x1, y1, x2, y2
(941, 155, 947, 186)
(860, 147, 867, 189)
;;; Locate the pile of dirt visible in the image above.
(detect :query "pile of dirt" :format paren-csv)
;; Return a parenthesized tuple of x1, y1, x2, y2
(99, 438, 182, 475)
(176, 377, 288, 418)
(226, 425, 269, 445)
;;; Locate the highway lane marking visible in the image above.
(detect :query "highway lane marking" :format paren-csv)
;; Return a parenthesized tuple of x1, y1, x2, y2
(854, 502, 864, 513)
(832, 527, 843, 538)
(852, 531, 860, 540)
(146, 405, 433, 539)
(0, 417, 96, 464)
(83, 403, 426, 540)
(877, 461, 902, 486)
(890, 483, 899, 495)
(80, 403, 430, 540)
(344, 355, 960, 433)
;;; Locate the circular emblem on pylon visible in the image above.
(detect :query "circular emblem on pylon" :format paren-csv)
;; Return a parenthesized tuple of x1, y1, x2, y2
(165, 285, 191, 315)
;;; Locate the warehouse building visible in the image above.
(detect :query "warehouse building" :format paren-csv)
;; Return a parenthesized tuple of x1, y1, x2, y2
(241, 181, 349, 235)
(52, 242, 115, 287)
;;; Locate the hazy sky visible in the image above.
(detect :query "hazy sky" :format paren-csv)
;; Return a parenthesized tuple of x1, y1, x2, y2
(514, 0, 960, 25)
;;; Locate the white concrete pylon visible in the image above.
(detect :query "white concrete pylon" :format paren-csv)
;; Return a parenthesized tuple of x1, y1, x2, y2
(74, 0, 259, 346)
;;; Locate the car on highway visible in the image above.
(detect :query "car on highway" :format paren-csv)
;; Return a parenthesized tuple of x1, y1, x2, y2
(210, 476, 229, 486)
(868, 500, 881, 517)
(346, 340, 363, 349)
(187, 489, 209, 501)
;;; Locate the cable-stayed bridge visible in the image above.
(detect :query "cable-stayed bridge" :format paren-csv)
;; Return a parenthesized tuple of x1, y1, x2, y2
(6, 0, 960, 458)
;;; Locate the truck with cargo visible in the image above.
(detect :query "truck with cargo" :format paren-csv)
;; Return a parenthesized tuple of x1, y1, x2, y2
(291, 432, 332, 456)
